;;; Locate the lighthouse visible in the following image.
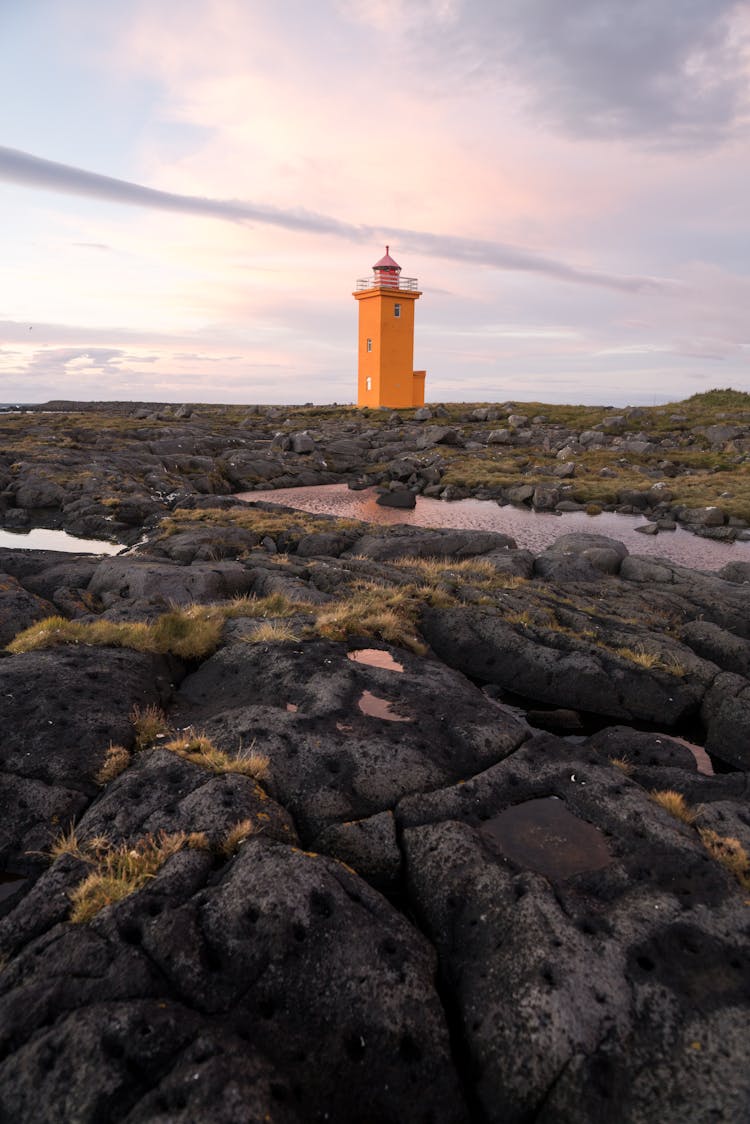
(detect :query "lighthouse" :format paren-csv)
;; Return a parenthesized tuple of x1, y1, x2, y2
(353, 247, 426, 409)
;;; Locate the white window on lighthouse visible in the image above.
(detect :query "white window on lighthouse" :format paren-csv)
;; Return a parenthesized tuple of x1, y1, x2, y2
(366, 338, 372, 352)
(394, 303, 401, 318)
(366, 377, 372, 391)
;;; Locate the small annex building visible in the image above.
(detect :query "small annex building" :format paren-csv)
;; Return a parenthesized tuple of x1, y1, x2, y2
(353, 247, 426, 408)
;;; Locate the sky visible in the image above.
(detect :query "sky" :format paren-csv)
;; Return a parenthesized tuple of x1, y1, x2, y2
(1, 0, 749, 407)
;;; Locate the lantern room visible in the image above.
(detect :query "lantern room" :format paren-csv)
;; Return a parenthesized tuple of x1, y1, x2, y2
(372, 245, 401, 289)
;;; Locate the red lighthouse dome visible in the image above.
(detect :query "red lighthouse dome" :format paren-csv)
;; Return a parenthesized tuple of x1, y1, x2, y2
(372, 245, 401, 288)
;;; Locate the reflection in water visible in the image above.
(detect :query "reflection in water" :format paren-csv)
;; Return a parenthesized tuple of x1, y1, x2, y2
(238, 483, 750, 573)
(357, 690, 412, 722)
(481, 797, 613, 879)
(348, 648, 405, 673)
(0, 527, 121, 554)
(658, 734, 714, 776)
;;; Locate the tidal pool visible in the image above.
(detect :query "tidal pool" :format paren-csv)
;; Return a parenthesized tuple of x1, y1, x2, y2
(238, 484, 750, 573)
(348, 649, 405, 672)
(357, 690, 412, 722)
(0, 527, 122, 554)
(481, 797, 613, 880)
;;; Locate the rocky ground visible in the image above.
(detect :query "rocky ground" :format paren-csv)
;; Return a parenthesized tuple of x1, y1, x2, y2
(1, 389, 750, 545)
(1, 486, 750, 1121)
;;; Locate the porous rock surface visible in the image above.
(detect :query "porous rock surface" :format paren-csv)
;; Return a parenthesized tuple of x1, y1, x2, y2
(1, 506, 750, 1122)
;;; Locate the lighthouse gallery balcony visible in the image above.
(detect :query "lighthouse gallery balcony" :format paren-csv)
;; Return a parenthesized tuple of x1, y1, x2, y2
(355, 275, 420, 292)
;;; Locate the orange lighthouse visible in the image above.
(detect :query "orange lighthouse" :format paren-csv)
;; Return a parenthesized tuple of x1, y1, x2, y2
(353, 247, 426, 408)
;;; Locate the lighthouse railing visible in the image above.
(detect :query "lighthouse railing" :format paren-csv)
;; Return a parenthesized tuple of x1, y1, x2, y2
(355, 276, 420, 292)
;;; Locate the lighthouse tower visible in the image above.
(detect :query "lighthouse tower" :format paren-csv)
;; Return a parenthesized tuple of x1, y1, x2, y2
(353, 247, 425, 409)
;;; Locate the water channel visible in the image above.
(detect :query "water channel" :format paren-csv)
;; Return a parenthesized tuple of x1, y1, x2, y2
(238, 483, 750, 573)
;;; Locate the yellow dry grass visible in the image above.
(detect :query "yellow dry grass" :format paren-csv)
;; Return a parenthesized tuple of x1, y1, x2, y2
(159, 506, 360, 538)
(7, 605, 224, 660)
(396, 555, 527, 593)
(650, 789, 698, 825)
(95, 743, 132, 785)
(614, 646, 687, 676)
(221, 819, 257, 856)
(48, 824, 85, 860)
(223, 592, 307, 619)
(164, 734, 270, 781)
(69, 831, 194, 923)
(505, 610, 533, 628)
(130, 704, 169, 749)
(242, 621, 299, 644)
(311, 585, 428, 654)
(698, 828, 750, 891)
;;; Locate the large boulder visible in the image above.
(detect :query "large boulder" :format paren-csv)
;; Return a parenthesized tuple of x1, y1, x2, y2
(0, 574, 55, 647)
(175, 640, 528, 840)
(397, 735, 750, 1124)
(0, 647, 175, 872)
(376, 489, 416, 509)
(421, 605, 705, 726)
(680, 620, 750, 677)
(705, 692, 750, 770)
(88, 558, 253, 609)
(347, 526, 516, 561)
(0, 842, 468, 1123)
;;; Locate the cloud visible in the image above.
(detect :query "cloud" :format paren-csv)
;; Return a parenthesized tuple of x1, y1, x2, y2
(0, 145, 664, 293)
(378, 0, 750, 147)
(461, 0, 746, 147)
(22, 347, 128, 377)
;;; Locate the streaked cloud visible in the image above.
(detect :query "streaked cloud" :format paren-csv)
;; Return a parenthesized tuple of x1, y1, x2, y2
(0, 145, 664, 293)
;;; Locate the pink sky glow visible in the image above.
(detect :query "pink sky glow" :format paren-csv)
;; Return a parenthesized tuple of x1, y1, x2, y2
(0, 0, 749, 405)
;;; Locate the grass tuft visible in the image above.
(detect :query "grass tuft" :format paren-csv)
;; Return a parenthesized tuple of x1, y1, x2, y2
(223, 592, 307, 619)
(241, 621, 299, 644)
(130, 704, 169, 749)
(505, 610, 533, 628)
(69, 832, 188, 923)
(311, 586, 427, 654)
(610, 757, 633, 775)
(147, 606, 224, 658)
(397, 555, 527, 593)
(164, 733, 270, 780)
(95, 743, 132, 785)
(48, 824, 84, 860)
(221, 819, 257, 856)
(650, 789, 698, 825)
(7, 605, 224, 660)
(698, 828, 750, 891)
(614, 646, 687, 676)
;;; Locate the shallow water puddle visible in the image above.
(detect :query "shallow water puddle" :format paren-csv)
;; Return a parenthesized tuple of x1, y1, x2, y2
(357, 690, 412, 722)
(481, 797, 612, 880)
(0, 527, 121, 554)
(656, 733, 713, 776)
(348, 649, 404, 673)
